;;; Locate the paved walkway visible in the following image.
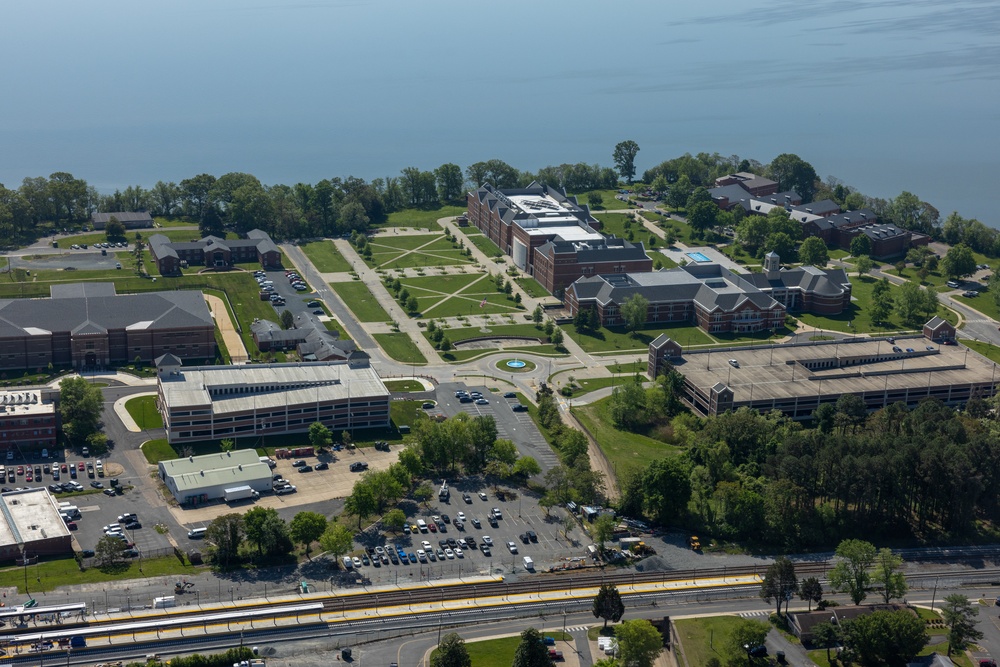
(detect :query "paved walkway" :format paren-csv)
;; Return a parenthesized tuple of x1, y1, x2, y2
(45, 371, 157, 389)
(204, 293, 248, 363)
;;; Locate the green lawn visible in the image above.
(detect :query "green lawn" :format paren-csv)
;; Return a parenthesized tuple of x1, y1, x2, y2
(515, 276, 550, 298)
(432, 632, 573, 667)
(440, 344, 564, 363)
(962, 339, 1000, 363)
(568, 189, 623, 210)
(797, 275, 958, 334)
(572, 396, 683, 476)
(425, 323, 547, 344)
(124, 395, 163, 429)
(557, 376, 621, 397)
(466, 234, 504, 258)
(301, 241, 353, 272)
(653, 253, 679, 269)
(384, 380, 426, 392)
(400, 273, 483, 293)
(567, 323, 714, 353)
(0, 555, 196, 594)
(954, 291, 1000, 320)
(674, 616, 745, 667)
(370, 234, 444, 251)
(378, 205, 467, 230)
(330, 280, 391, 322)
(373, 333, 428, 364)
(423, 292, 522, 319)
(141, 438, 179, 464)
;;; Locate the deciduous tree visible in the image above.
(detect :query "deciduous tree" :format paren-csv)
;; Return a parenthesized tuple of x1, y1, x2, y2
(855, 254, 875, 276)
(613, 140, 640, 183)
(206, 513, 244, 567)
(308, 422, 332, 450)
(289, 511, 327, 555)
(616, 619, 663, 667)
(850, 234, 873, 258)
(942, 243, 977, 279)
(760, 556, 799, 616)
(511, 628, 552, 667)
(829, 539, 876, 605)
(841, 609, 927, 667)
(243, 506, 292, 558)
(59, 377, 103, 446)
(592, 513, 616, 552)
(767, 153, 818, 202)
(798, 236, 829, 266)
(432, 632, 472, 667)
(941, 594, 983, 656)
(95, 535, 128, 569)
(872, 547, 907, 603)
(318, 522, 354, 560)
(725, 619, 770, 667)
(799, 577, 823, 611)
(621, 293, 649, 334)
(592, 583, 625, 628)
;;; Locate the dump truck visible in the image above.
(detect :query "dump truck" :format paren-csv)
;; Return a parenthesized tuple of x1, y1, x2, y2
(223, 486, 260, 503)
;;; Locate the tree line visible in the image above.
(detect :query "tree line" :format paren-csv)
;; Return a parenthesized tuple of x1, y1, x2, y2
(607, 373, 1000, 549)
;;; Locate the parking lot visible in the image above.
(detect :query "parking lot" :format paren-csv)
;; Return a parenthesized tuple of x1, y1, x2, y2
(435, 382, 559, 473)
(343, 473, 586, 583)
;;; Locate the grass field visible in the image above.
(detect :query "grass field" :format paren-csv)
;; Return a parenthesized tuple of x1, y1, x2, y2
(797, 275, 958, 333)
(466, 234, 503, 258)
(384, 380, 425, 392)
(301, 241, 353, 272)
(378, 205, 467, 230)
(954, 291, 1000, 320)
(572, 396, 682, 476)
(426, 322, 546, 343)
(440, 344, 564, 363)
(367, 234, 472, 270)
(330, 281, 390, 322)
(674, 616, 745, 667)
(0, 555, 196, 594)
(557, 376, 620, 397)
(124, 395, 163, 429)
(515, 276, 550, 298)
(567, 323, 714, 353)
(373, 333, 428, 364)
(430, 632, 573, 667)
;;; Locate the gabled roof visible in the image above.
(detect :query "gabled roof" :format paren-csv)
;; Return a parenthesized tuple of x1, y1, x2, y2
(155, 353, 183, 366)
(925, 316, 952, 331)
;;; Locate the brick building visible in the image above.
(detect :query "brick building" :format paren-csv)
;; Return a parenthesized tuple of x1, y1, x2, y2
(0, 390, 57, 454)
(713, 172, 779, 197)
(149, 229, 281, 275)
(565, 253, 850, 333)
(0, 283, 215, 372)
(156, 358, 390, 445)
(467, 182, 651, 295)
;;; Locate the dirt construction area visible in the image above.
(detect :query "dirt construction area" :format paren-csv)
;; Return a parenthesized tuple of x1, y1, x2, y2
(203, 293, 248, 363)
(169, 445, 400, 528)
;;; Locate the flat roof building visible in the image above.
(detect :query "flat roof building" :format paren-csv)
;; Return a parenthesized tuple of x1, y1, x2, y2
(657, 333, 997, 419)
(156, 359, 391, 444)
(0, 488, 72, 560)
(91, 211, 153, 230)
(158, 449, 272, 505)
(0, 389, 58, 454)
(467, 182, 651, 295)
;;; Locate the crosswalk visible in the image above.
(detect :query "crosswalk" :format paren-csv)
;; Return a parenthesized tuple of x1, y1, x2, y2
(565, 625, 589, 632)
(740, 610, 770, 618)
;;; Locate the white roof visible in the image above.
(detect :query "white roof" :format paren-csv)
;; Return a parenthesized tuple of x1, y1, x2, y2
(0, 390, 53, 417)
(159, 450, 271, 494)
(0, 489, 70, 548)
(159, 361, 389, 412)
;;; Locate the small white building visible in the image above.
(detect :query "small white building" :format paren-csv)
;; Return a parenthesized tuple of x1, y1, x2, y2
(158, 450, 272, 505)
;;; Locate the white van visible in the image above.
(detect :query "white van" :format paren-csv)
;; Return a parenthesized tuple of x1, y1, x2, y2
(522, 556, 535, 571)
(187, 527, 207, 539)
(416, 519, 428, 532)
(342, 556, 353, 570)
(62, 506, 80, 518)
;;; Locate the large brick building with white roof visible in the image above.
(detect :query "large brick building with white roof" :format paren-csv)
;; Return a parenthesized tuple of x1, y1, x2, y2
(156, 357, 390, 444)
(467, 182, 652, 294)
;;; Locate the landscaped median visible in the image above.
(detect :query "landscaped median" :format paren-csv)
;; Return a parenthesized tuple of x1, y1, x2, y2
(124, 395, 163, 429)
(373, 333, 428, 364)
(330, 280, 390, 322)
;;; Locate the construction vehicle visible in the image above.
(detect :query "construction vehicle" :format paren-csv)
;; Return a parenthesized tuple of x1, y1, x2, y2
(688, 536, 701, 551)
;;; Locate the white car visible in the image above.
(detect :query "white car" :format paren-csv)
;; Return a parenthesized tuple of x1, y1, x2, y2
(352, 556, 362, 568)
(491, 508, 502, 519)
(444, 548, 455, 559)
(482, 535, 493, 546)
(417, 549, 427, 562)
(507, 541, 518, 554)
(421, 540, 432, 551)
(454, 547, 464, 558)
(103, 523, 121, 533)
(456, 512, 466, 522)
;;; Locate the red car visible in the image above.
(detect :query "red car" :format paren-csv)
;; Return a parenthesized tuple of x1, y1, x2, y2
(77, 462, 86, 471)
(16, 466, 23, 475)
(25, 472, 32, 482)
(60, 464, 67, 472)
